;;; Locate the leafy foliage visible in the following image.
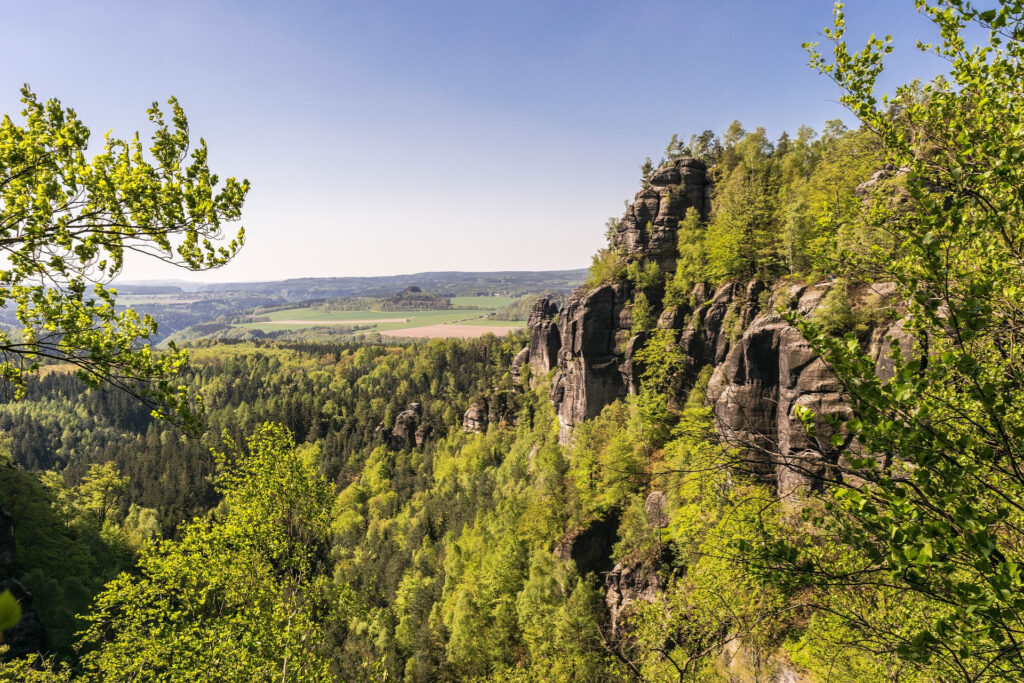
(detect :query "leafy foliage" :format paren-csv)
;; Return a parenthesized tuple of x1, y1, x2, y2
(0, 88, 248, 431)
(77, 423, 349, 681)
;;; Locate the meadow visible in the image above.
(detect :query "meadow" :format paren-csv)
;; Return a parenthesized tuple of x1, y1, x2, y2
(233, 296, 526, 338)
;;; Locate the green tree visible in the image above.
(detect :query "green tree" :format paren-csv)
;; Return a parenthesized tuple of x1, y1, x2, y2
(769, 1, 1024, 677)
(77, 423, 348, 681)
(0, 87, 248, 431)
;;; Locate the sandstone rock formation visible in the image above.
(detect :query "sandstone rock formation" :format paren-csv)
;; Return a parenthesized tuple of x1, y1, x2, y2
(548, 283, 635, 442)
(526, 298, 560, 379)
(605, 560, 663, 638)
(462, 399, 488, 434)
(644, 491, 669, 529)
(554, 510, 620, 578)
(529, 274, 906, 494)
(376, 403, 432, 450)
(391, 403, 423, 450)
(612, 157, 712, 271)
(510, 346, 530, 386)
(537, 158, 717, 441)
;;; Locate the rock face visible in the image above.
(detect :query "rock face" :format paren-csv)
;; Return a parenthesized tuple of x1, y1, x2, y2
(605, 560, 663, 637)
(376, 403, 432, 450)
(391, 403, 423, 450)
(548, 284, 635, 442)
(532, 158, 718, 441)
(612, 157, 712, 271)
(527, 298, 560, 379)
(462, 399, 489, 434)
(644, 491, 669, 529)
(510, 346, 530, 386)
(528, 272, 906, 493)
(554, 510, 620, 577)
(0, 578, 47, 658)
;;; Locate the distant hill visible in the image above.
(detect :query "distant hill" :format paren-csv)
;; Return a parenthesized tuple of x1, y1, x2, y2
(102, 270, 587, 342)
(183, 269, 587, 299)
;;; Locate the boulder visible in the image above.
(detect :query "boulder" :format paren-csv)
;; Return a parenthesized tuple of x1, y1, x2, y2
(391, 403, 422, 450)
(644, 491, 669, 528)
(462, 399, 488, 434)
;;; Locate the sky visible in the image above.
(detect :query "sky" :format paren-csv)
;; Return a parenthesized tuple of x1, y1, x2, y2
(0, 1, 949, 283)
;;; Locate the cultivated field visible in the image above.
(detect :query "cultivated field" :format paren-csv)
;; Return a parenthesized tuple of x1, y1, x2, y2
(231, 297, 526, 339)
(379, 323, 523, 339)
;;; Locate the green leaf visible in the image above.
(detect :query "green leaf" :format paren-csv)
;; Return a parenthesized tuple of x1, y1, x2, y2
(0, 589, 22, 634)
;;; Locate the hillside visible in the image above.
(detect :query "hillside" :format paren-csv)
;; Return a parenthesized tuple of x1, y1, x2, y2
(2, 2, 1024, 680)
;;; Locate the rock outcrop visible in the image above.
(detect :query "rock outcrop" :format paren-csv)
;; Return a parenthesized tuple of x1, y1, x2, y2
(376, 403, 432, 450)
(554, 510, 620, 577)
(612, 157, 712, 271)
(462, 399, 488, 434)
(548, 283, 635, 441)
(528, 274, 906, 494)
(462, 393, 519, 434)
(605, 560, 663, 637)
(536, 158, 717, 441)
(526, 298, 560, 379)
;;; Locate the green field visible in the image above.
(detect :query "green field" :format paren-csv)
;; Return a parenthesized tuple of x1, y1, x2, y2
(447, 295, 517, 308)
(234, 304, 525, 336)
(261, 308, 414, 322)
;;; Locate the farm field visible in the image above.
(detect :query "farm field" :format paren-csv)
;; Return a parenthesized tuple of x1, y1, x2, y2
(447, 295, 516, 308)
(233, 304, 525, 338)
(378, 323, 523, 339)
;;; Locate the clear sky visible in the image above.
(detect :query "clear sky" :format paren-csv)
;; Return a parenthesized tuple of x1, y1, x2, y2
(0, 1, 948, 282)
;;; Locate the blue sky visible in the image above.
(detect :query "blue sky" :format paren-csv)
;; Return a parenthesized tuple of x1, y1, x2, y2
(0, 1, 946, 282)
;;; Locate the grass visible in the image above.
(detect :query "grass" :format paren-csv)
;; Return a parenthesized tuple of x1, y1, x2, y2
(260, 308, 412, 322)
(231, 297, 528, 338)
(235, 308, 502, 334)
(447, 295, 517, 308)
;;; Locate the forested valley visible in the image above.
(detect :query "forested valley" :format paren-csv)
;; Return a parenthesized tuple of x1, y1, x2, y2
(3, 1, 1024, 681)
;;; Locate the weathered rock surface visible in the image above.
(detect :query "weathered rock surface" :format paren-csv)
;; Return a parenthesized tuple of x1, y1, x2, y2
(376, 403, 432, 450)
(0, 577, 48, 658)
(612, 157, 712, 271)
(391, 403, 423, 450)
(510, 346, 530, 386)
(462, 399, 489, 434)
(644, 491, 669, 529)
(527, 298, 560, 379)
(529, 271, 907, 492)
(548, 284, 634, 441)
(706, 285, 852, 491)
(554, 510, 620, 577)
(604, 560, 663, 638)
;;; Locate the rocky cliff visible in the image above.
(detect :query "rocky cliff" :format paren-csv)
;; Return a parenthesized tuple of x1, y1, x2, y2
(521, 157, 908, 495)
(541, 157, 714, 442)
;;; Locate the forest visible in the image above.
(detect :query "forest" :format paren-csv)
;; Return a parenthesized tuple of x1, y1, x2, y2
(2, 0, 1024, 681)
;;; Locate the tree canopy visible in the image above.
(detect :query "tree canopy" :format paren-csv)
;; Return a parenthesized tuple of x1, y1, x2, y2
(0, 87, 247, 431)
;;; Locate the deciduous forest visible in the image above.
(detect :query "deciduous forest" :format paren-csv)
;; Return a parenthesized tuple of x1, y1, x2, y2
(3, 1, 1024, 681)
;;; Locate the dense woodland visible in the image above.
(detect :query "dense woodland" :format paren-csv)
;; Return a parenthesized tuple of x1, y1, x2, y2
(3, 1, 1024, 680)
